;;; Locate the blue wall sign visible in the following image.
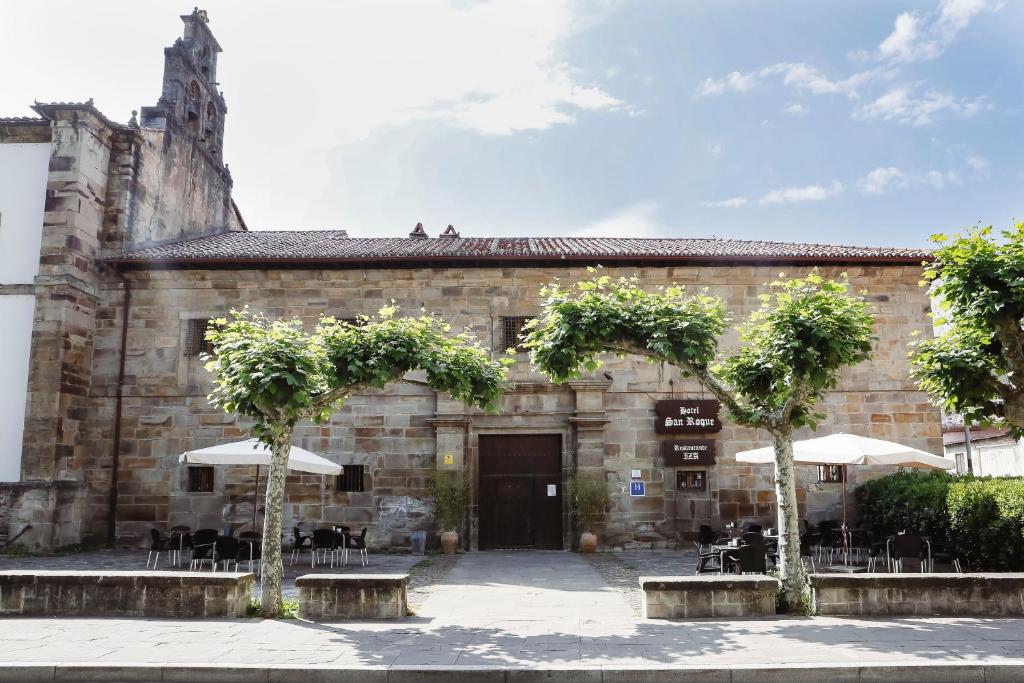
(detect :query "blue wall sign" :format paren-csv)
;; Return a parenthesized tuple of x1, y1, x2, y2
(630, 480, 645, 497)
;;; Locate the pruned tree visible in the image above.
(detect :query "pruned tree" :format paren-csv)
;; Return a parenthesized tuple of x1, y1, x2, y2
(205, 306, 509, 616)
(523, 270, 874, 609)
(911, 222, 1024, 434)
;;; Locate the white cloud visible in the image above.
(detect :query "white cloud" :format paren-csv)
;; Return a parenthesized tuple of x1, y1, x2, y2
(853, 85, 990, 125)
(857, 167, 910, 194)
(695, 63, 889, 100)
(926, 170, 947, 188)
(783, 103, 808, 116)
(878, 0, 1000, 63)
(699, 196, 748, 208)
(573, 202, 667, 238)
(707, 143, 723, 156)
(759, 181, 843, 205)
(967, 155, 992, 179)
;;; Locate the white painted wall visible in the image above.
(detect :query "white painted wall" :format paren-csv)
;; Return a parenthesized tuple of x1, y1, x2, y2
(0, 142, 49, 285)
(0, 295, 36, 481)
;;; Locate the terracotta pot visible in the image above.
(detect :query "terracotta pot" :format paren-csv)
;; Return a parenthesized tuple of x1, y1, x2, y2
(580, 531, 598, 554)
(440, 531, 459, 555)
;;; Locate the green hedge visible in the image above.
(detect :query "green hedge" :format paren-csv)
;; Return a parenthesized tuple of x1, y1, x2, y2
(855, 470, 1024, 571)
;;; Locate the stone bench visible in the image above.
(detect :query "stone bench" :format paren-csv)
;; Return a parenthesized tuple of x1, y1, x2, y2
(296, 573, 409, 620)
(640, 575, 779, 619)
(811, 573, 1024, 617)
(0, 571, 253, 618)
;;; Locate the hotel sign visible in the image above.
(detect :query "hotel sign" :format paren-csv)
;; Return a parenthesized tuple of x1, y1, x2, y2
(655, 399, 722, 434)
(662, 440, 717, 466)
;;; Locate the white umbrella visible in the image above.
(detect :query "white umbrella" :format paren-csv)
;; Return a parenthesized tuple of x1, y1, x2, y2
(180, 439, 342, 529)
(735, 433, 954, 563)
(734, 433, 954, 470)
(180, 439, 342, 475)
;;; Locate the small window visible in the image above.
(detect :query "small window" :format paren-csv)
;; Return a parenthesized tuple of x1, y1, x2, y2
(187, 466, 214, 493)
(677, 470, 706, 491)
(184, 318, 216, 357)
(500, 316, 534, 352)
(336, 465, 366, 493)
(817, 465, 845, 483)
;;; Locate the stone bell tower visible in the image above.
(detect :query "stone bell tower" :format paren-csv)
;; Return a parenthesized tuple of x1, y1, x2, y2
(127, 8, 241, 247)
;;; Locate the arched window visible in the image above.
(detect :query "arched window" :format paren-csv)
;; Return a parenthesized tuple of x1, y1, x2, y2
(185, 81, 201, 122)
(205, 101, 217, 136)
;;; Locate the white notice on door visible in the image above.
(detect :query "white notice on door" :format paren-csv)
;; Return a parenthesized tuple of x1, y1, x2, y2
(547, 484, 556, 496)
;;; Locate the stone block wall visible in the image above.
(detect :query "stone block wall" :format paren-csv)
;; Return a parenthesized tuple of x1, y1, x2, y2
(0, 570, 253, 618)
(82, 262, 941, 550)
(296, 573, 408, 620)
(812, 573, 1024, 617)
(640, 575, 779, 618)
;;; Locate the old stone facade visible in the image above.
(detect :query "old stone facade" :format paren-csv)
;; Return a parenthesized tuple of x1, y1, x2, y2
(90, 261, 940, 551)
(1, 10, 943, 552)
(0, 10, 243, 550)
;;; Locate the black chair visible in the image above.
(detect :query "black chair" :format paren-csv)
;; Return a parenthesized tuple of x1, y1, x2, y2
(311, 528, 338, 568)
(928, 538, 962, 573)
(169, 526, 192, 567)
(344, 527, 368, 567)
(289, 526, 312, 566)
(799, 532, 819, 573)
(209, 536, 240, 572)
(848, 529, 874, 565)
(236, 536, 262, 575)
(724, 543, 766, 574)
(890, 533, 929, 572)
(188, 529, 218, 570)
(146, 528, 173, 569)
(694, 524, 722, 555)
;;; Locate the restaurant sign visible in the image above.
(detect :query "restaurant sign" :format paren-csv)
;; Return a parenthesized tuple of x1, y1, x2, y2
(662, 439, 717, 466)
(655, 399, 722, 434)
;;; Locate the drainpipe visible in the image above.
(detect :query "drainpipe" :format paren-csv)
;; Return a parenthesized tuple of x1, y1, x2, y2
(107, 272, 131, 546)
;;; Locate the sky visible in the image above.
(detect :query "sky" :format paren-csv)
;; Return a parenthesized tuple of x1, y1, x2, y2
(2, 0, 1021, 247)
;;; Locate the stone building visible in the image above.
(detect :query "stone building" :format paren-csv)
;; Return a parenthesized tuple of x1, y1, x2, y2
(0, 10, 941, 552)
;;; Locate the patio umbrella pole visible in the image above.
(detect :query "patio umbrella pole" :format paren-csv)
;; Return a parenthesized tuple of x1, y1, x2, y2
(253, 465, 260, 531)
(842, 464, 850, 564)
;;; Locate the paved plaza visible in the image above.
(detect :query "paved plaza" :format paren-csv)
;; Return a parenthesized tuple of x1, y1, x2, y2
(2, 550, 1023, 680)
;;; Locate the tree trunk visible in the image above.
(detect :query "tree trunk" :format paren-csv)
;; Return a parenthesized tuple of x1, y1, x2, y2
(772, 430, 810, 612)
(259, 426, 292, 617)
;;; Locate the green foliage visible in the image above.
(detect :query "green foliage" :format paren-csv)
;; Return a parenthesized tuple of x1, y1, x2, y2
(857, 470, 1024, 571)
(522, 270, 727, 382)
(430, 470, 470, 532)
(911, 222, 1024, 433)
(567, 472, 610, 533)
(205, 306, 510, 444)
(947, 477, 1024, 571)
(855, 469, 953, 540)
(715, 273, 874, 429)
(247, 597, 298, 619)
(524, 268, 873, 430)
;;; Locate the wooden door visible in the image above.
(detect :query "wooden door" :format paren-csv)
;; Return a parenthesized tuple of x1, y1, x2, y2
(478, 434, 563, 549)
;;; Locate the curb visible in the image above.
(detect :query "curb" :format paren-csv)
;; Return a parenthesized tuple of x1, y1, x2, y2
(1, 662, 1022, 683)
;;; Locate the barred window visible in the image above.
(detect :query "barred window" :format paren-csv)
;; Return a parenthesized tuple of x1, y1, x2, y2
(336, 465, 366, 493)
(817, 465, 845, 483)
(184, 318, 216, 357)
(500, 316, 534, 352)
(187, 466, 215, 492)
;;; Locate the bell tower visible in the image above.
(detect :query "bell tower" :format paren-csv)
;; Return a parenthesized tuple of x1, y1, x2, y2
(141, 8, 227, 162)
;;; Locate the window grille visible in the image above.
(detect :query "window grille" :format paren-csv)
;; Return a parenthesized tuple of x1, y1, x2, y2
(676, 470, 706, 491)
(184, 318, 216, 357)
(336, 465, 366, 493)
(187, 466, 214, 492)
(500, 316, 534, 352)
(817, 465, 845, 483)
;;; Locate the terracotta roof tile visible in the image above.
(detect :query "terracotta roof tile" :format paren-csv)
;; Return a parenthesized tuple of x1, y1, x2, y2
(110, 230, 931, 267)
